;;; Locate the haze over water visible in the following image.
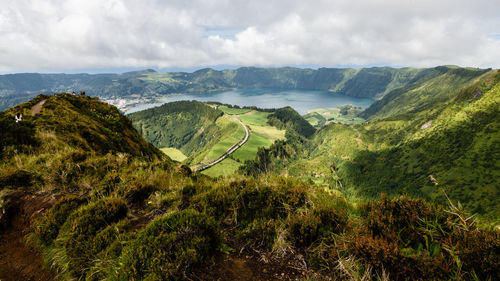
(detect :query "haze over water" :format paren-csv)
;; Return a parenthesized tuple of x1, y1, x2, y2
(125, 88, 374, 115)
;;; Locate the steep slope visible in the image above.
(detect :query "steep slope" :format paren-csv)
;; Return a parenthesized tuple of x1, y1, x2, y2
(127, 101, 240, 165)
(360, 66, 490, 119)
(3, 93, 161, 158)
(243, 69, 500, 222)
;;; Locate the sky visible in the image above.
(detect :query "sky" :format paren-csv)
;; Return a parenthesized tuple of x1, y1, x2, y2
(1, 0, 499, 73)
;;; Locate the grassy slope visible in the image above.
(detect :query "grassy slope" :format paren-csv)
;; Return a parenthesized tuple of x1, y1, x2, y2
(160, 147, 187, 162)
(282, 69, 500, 222)
(202, 110, 285, 177)
(1, 94, 498, 281)
(304, 105, 365, 128)
(218, 105, 252, 115)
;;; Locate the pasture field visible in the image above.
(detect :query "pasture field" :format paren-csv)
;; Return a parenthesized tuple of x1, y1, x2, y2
(239, 111, 270, 126)
(248, 124, 286, 141)
(231, 132, 272, 162)
(195, 107, 286, 177)
(202, 158, 241, 177)
(218, 105, 252, 115)
(160, 147, 187, 162)
(200, 117, 246, 162)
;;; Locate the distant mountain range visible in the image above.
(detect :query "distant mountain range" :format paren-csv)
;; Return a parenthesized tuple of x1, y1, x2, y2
(1, 68, 499, 280)
(0, 65, 490, 111)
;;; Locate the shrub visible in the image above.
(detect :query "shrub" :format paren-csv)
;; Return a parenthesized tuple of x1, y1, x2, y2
(125, 183, 156, 207)
(111, 209, 220, 280)
(32, 195, 88, 245)
(288, 206, 348, 248)
(360, 195, 444, 242)
(455, 228, 500, 280)
(237, 218, 281, 250)
(287, 211, 321, 248)
(0, 112, 39, 156)
(234, 183, 307, 224)
(55, 198, 128, 278)
(0, 168, 36, 189)
(179, 184, 197, 210)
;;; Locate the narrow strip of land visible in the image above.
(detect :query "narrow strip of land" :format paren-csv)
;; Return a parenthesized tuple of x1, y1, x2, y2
(192, 118, 249, 172)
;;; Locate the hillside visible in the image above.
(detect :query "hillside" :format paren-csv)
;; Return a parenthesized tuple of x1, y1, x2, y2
(244, 69, 500, 222)
(2, 66, 486, 112)
(0, 94, 499, 280)
(128, 100, 225, 159)
(128, 101, 289, 176)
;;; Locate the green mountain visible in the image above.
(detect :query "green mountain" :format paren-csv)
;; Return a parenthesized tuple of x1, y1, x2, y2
(244, 68, 500, 222)
(0, 93, 498, 281)
(2, 66, 477, 111)
(128, 100, 225, 159)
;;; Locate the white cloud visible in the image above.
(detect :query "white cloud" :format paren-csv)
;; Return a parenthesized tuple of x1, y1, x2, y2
(0, 0, 499, 72)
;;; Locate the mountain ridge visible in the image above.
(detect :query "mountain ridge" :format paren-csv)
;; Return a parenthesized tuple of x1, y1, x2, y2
(1, 92, 499, 280)
(1, 65, 491, 111)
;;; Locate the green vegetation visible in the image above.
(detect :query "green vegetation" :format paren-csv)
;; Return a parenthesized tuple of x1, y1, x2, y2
(239, 110, 270, 126)
(304, 104, 365, 128)
(268, 107, 316, 138)
(201, 158, 241, 177)
(0, 92, 497, 280)
(130, 101, 288, 177)
(128, 100, 223, 157)
(218, 105, 252, 115)
(243, 68, 500, 223)
(160, 147, 187, 162)
(113, 209, 220, 280)
(1, 66, 471, 112)
(231, 133, 272, 162)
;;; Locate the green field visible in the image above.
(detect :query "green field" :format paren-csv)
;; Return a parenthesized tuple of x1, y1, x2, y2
(196, 109, 285, 177)
(239, 111, 270, 126)
(200, 117, 246, 162)
(305, 105, 365, 127)
(201, 158, 242, 177)
(248, 124, 285, 141)
(218, 105, 252, 115)
(231, 133, 272, 162)
(160, 147, 187, 162)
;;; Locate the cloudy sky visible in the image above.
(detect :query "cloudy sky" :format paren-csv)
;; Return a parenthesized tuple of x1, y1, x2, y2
(1, 0, 499, 73)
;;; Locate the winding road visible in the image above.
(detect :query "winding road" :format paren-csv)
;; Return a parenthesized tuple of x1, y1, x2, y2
(192, 117, 249, 172)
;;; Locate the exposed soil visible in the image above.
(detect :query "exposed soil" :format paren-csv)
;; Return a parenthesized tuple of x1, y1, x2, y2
(0, 192, 58, 281)
(30, 100, 46, 116)
(193, 243, 316, 281)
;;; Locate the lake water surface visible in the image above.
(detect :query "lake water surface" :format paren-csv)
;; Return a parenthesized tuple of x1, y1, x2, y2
(125, 88, 374, 115)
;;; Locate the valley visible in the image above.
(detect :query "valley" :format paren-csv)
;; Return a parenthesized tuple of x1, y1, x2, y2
(0, 65, 499, 281)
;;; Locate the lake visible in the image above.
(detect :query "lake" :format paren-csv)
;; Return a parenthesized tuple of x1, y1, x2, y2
(125, 88, 374, 115)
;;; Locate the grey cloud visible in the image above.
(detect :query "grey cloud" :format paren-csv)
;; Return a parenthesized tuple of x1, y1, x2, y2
(0, 0, 499, 72)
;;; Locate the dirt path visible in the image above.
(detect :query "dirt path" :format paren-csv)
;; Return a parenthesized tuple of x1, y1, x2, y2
(192, 117, 249, 172)
(194, 253, 307, 280)
(30, 99, 46, 116)
(0, 193, 57, 281)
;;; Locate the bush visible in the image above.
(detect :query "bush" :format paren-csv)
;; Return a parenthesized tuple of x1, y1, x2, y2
(234, 183, 307, 224)
(288, 206, 348, 248)
(360, 195, 445, 242)
(0, 112, 39, 156)
(125, 183, 156, 207)
(111, 209, 220, 280)
(237, 218, 281, 250)
(0, 168, 36, 189)
(32, 195, 88, 245)
(55, 198, 128, 278)
(455, 228, 500, 280)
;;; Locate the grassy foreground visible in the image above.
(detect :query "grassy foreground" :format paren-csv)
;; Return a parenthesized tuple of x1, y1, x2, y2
(0, 93, 498, 280)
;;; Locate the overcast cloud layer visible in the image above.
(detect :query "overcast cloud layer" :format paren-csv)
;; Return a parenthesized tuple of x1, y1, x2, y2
(1, 0, 499, 72)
